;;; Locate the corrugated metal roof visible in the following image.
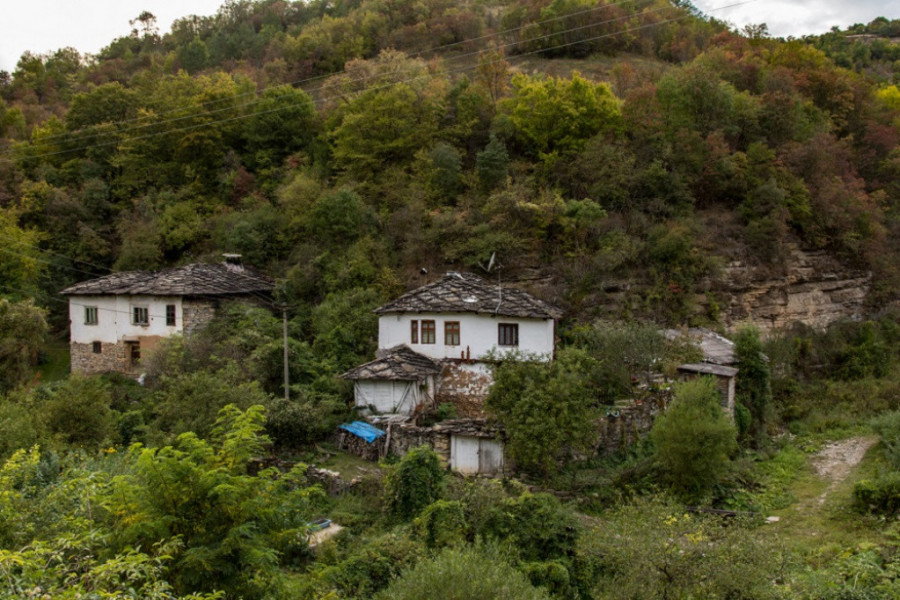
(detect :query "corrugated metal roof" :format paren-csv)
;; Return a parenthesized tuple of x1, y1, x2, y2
(374, 272, 561, 319)
(60, 262, 273, 297)
(339, 421, 386, 443)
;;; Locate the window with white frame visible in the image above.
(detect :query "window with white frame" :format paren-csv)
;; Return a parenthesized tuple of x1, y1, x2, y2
(84, 306, 98, 325)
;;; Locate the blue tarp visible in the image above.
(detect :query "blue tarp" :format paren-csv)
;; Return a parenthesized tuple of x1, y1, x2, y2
(339, 421, 386, 444)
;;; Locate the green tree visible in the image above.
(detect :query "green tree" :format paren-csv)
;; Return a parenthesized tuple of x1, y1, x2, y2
(476, 134, 509, 192)
(110, 405, 325, 598)
(651, 378, 737, 501)
(500, 72, 622, 164)
(385, 445, 446, 520)
(573, 320, 694, 402)
(149, 368, 270, 441)
(178, 36, 209, 74)
(65, 82, 138, 130)
(329, 81, 444, 178)
(734, 325, 772, 447)
(243, 84, 317, 167)
(0, 298, 47, 393)
(486, 348, 601, 477)
(42, 375, 117, 448)
(0, 209, 46, 296)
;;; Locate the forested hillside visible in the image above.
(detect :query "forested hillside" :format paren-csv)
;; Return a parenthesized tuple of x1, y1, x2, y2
(3, 1, 900, 598)
(2, 0, 898, 328)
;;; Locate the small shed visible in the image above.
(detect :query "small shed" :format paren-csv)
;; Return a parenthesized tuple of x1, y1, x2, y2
(676, 362, 739, 414)
(664, 328, 740, 415)
(340, 345, 441, 415)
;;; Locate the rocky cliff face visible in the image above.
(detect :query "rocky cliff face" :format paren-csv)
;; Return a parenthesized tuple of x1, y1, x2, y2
(711, 245, 871, 332)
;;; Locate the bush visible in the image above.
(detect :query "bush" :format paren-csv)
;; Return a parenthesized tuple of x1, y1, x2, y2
(853, 472, 900, 515)
(651, 378, 737, 502)
(149, 368, 270, 441)
(42, 376, 117, 448)
(264, 393, 348, 449)
(374, 546, 551, 600)
(578, 497, 778, 600)
(384, 445, 446, 520)
(414, 499, 467, 548)
(871, 410, 900, 469)
(309, 534, 425, 598)
(479, 492, 580, 563)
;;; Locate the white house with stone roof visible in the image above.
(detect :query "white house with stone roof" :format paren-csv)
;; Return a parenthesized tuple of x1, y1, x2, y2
(342, 272, 561, 418)
(61, 259, 273, 375)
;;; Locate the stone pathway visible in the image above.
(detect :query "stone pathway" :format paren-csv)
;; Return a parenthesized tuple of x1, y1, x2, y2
(809, 436, 877, 505)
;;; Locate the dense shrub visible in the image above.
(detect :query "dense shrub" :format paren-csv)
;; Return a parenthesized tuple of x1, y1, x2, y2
(375, 546, 550, 600)
(479, 492, 580, 563)
(414, 499, 467, 548)
(870, 410, 900, 469)
(384, 445, 446, 520)
(651, 378, 737, 501)
(853, 473, 900, 515)
(578, 497, 779, 599)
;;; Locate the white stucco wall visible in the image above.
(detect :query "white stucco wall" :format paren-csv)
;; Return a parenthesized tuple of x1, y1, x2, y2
(68, 295, 183, 343)
(378, 312, 554, 361)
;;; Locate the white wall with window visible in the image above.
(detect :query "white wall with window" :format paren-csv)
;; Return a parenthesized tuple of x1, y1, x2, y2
(378, 312, 554, 361)
(68, 295, 182, 344)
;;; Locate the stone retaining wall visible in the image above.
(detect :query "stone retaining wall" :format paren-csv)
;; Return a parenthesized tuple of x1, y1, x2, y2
(70, 341, 128, 374)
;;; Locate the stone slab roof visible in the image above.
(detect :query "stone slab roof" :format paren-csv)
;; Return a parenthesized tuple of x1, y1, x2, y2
(663, 327, 736, 366)
(374, 272, 561, 319)
(341, 345, 442, 381)
(60, 263, 274, 297)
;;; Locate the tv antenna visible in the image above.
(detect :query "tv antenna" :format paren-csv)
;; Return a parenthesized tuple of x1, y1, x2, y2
(477, 252, 504, 314)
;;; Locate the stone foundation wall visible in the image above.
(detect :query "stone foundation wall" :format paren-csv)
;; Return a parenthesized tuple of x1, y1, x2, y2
(182, 299, 218, 336)
(337, 418, 511, 474)
(71, 341, 127, 374)
(595, 393, 671, 454)
(435, 362, 494, 417)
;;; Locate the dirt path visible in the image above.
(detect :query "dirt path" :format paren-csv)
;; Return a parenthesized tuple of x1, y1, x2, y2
(809, 436, 877, 505)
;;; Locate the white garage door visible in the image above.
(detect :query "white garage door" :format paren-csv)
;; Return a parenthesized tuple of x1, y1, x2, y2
(451, 435, 504, 476)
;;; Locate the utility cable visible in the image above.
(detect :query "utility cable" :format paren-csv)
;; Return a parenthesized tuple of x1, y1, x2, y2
(13, 0, 755, 162)
(28, 0, 657, 147)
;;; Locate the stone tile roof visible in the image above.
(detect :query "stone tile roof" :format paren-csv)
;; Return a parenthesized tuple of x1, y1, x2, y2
(341, 345, 442, 381)
(374, 272, 561, 319)
(60, 262, 274, 297)
(663, 327, 736, 366)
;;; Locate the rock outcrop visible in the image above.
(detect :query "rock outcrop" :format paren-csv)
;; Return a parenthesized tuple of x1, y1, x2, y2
(711, 245, 870, 332)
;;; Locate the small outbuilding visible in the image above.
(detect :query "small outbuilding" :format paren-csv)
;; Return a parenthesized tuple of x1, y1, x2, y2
(664, 327, 740, 414)
(340, 345, 442, 416)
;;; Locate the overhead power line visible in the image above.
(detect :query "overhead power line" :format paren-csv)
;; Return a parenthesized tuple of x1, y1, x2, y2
(10, 0, 755, 163)
(28, 0, 654, 148)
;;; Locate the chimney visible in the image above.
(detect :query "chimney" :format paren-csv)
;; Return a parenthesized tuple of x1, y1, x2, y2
(222, 253, 244, 273)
